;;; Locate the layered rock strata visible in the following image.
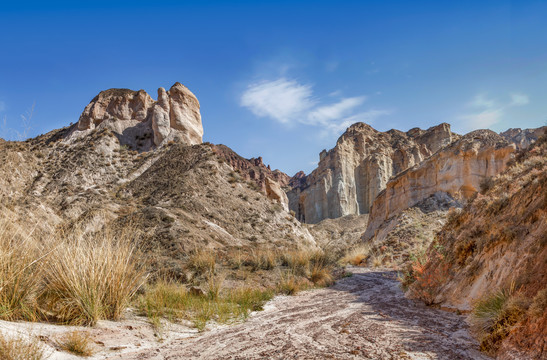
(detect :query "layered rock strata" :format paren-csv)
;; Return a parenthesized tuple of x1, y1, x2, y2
(288, 123, 457, 223)
(73, 82, 203, 149)
(363, 130, 516, 240)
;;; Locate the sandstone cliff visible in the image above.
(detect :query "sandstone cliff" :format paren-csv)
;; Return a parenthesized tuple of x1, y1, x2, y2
(72, 82, 203, 149)
(364, 130, 515, 241)
(288, 122, 457, 223)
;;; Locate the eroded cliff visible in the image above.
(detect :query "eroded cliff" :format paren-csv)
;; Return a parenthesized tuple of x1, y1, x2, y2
(288, 122, 457, 223)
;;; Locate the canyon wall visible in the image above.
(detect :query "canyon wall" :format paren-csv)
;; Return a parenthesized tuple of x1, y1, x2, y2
(288, 122, 457, 223)
(363, 130, 515, 240)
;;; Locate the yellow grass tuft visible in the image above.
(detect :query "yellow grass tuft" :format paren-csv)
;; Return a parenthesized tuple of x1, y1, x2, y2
(40, 227, 147, 325)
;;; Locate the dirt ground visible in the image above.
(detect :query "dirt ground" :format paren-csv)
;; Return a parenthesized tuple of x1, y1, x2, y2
(120, 268, 489, 360)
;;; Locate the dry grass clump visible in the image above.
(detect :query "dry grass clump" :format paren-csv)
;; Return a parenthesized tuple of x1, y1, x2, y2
(277, 271, 310, 295)
(0, 332, 46, 360)
(137, 280, 274, 331)
(246, 249, 277, 270)
(0, 214, 47, 321)
(471, 285, 530, 354)
(40, 228, 146, 325)
(310, 263, 334, 287)
(340, 244, 371, 266)
(529, 288, 547, 317)
(55, 331, 94, 357)
(188, 249, 216, 275)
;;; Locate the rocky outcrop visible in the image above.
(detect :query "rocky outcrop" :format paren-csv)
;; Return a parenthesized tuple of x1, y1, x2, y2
(363, 130, 515, 241)
(74, 82, 203, 149)
(265, 177, 289, 212)
(500, 126, 546, 150)
(212, 144, 290, 190)
(288, 123, 457, 223)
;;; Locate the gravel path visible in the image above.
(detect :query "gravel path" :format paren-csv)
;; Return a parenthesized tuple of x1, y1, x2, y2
(122, 268, 490, 360)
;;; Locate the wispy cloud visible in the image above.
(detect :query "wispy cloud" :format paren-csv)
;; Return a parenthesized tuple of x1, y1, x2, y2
(241, 78, 390, 133)
(0, 101, 5, 112)
(457, 93, 530, 131)
(240, 78, 315, 124)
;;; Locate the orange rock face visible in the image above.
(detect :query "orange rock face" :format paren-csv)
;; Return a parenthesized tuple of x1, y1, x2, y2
(364, 130, 515, 240)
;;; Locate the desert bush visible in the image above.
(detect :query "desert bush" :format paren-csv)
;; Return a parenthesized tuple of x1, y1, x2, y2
(471, 286, 529, 354)
(0, 332, 46, 360)
(40, 228, 146, 325)
(0, 215, 46, 321)
(405, 248, 448, 305)
(55, 331, 94, 357)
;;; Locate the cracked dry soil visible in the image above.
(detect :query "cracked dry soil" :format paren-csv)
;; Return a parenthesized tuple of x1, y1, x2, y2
(123, 268, 490, 360)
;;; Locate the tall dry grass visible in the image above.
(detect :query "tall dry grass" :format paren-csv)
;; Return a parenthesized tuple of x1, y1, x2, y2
(40, 227, 147, 325)
(0, 214, 47, 321)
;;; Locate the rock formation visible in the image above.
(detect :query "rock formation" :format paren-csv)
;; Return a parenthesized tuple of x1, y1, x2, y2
(363, 130, 515, 241)
(288, 122, 457, 223)
(74, 82, 203, 149)
(265, 177, 289, 212)
(212, 144, 290, 189)
(500, 126, 547, 150)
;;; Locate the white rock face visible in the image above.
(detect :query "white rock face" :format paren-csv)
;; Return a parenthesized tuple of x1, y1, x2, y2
(289, 123, 457, 224)
(74, 82, 203, 149)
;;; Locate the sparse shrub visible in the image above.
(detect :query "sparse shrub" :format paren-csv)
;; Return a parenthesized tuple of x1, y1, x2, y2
(406, 248, 448, 305)
(529, 288, 547, 317)
(40, 228, 146, 325)
(487, 195, 510, 215)
(471, 285, 529, 354)
(0, 332, 46, 360)
(55, 331, 94, 357)
(445, 208, 468, 228)
(371, 254, 385, 268)
(479, 176, 495, 194)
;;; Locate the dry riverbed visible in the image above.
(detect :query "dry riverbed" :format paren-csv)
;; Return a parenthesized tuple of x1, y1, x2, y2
(0, 268, 489, 359)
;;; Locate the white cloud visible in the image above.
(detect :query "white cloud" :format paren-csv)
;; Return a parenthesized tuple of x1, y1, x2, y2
(241, 78, 389, 133)
(240, 78, 315, 124)
(306, 96, 367, 126)
(457, 93, 530, 131)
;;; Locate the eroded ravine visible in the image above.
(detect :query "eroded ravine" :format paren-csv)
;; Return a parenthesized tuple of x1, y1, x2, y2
(122, 268, 490, 360)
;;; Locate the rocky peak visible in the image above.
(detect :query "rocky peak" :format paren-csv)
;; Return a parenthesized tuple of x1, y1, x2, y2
(73, 82, 203, 150)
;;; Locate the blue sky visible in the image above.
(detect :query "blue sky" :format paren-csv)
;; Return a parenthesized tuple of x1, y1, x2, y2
(1, 0, 546, 175)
